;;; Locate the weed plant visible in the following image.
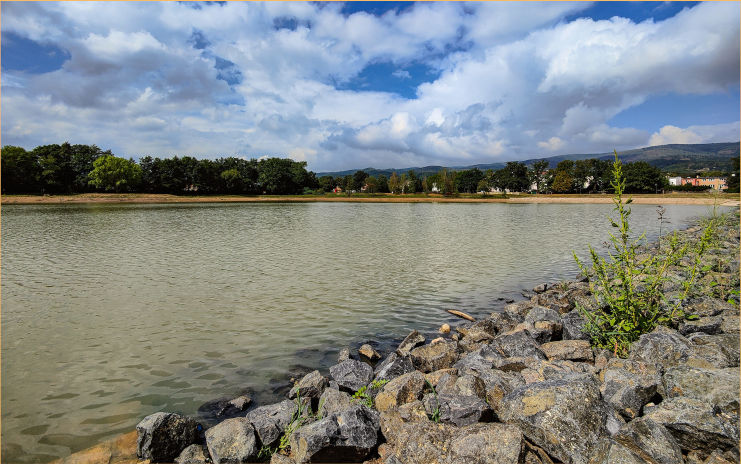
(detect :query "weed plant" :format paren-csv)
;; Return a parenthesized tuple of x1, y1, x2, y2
(574, 151, 714, 357)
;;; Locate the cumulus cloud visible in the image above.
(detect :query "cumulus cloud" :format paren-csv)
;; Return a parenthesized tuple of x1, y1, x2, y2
(1, 1, 738, 171)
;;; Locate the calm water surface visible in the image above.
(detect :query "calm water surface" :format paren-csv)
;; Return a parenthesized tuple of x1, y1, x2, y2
(1, 202, 723, 462)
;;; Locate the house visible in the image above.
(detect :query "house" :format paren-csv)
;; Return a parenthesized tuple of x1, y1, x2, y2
(332, 186, 343, 193)
(681, 176, 727, 190)
(667, 176, 683, 186)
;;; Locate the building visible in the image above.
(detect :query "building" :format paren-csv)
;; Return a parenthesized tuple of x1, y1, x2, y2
(682, 176, 728, 190)
(667, 176, 683, 186)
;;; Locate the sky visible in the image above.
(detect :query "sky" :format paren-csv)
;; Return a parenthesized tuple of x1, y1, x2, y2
(1, 1, 739, 171)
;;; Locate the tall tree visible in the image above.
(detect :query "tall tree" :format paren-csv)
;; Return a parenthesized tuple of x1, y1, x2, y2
(88, 155, 142, 192)
(1, 146, 42, 193)
(529, 160, 549, 194)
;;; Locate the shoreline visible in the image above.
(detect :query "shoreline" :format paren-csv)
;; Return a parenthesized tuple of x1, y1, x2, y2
(51, 210, 741, 464)
(3, 192, 739, 206)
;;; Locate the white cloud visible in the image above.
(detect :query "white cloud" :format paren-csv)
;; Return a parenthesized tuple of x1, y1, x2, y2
(1, 1, 738, 171)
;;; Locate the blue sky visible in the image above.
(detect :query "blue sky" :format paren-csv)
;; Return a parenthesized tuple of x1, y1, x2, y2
(1, 1, 738, 171)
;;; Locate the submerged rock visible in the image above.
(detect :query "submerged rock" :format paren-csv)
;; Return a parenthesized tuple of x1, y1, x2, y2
(136, 412, 199, 463)
(359, 344, 381, 361)
(396, 331, 426, 357)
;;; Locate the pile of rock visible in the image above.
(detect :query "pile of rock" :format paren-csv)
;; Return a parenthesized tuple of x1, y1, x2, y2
(135, 218, 740, 464)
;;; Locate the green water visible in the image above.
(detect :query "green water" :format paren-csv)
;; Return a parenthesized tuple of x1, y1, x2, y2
(0, 201, 723, 462)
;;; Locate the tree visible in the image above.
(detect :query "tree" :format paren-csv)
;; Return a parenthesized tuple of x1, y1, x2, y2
(1, 145, 42, 193)
(318, 176, 335, 193)
(455, 168, 484, 193)
(726, 157, 739, 193)
(529, 160, 549, 194)
(376, 174, 389, 193)
(495, 162, 530, 192)
(388, 172, 402, 194)
(440, 169, 456, 196)
(365, 176, 379, 193)
(477, 178, 490, 194)
(353, 170, 369, 190)
(623, 161, 665, 193)
(88, 155, 142, 192)
(551, 170, 574, 193)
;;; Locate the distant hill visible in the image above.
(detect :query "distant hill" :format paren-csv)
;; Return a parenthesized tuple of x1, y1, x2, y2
(317, 142, 740, 177)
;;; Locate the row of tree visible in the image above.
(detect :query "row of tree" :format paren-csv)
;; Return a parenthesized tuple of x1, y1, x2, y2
(1, 143, 704, 196)
(1, 144, 318, 195)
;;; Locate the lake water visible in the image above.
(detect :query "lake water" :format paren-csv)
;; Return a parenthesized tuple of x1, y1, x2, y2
(1, 201, 724, 462)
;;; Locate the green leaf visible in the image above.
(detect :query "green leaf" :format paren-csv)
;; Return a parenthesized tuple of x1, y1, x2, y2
(685, 314, 700, 321)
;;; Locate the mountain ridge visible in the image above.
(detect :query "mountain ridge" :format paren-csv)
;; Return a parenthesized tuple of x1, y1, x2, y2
(316, 142, 740, 178)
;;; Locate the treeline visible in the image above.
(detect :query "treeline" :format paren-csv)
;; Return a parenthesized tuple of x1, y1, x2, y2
(1, 143, 699, 196)
(1, 143, 318, 195)
(321, 158, 667, 195)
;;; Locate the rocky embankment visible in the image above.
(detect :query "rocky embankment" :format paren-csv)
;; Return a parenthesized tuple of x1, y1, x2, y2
(134, 214, 740, 464)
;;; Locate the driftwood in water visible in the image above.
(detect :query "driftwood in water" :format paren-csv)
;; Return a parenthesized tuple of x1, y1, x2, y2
(446, 309, 475, 322)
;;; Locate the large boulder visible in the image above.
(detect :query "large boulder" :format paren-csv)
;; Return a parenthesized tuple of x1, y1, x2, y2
(423, 392, 492, 427)
(662, 366, 740, 414)
(499, 375, 606, 464)
(318, 388, 353, 418)
(489, 310, 524, 333)
(329, 360, 373, 393)
(246, 400, 298, 448)
(374, 371, 426, 413)
(599, 358, 662, 420)
(679, 316, 723, 336)
(373, 352, 415, 382)
(489, 329, 546, 360)
(410, 341, 460, 373)
(610, 417, 683, 464)
(520, 359, 597, 385)
(289, 370, 329, 400)
(684, 296, 736, 317)
(204, 417, 257, 464)
(380, 410, 523, 464)
(643, 397, 739, 453)
(629, 326, 693, 369)
(588, 438, 653, 464)
(289, 404, 380, 463)
(136, 412, 199, 462)
(561, 310, 589, 341)
(688, 333, 739, 367)
(396, 331, 426, 357)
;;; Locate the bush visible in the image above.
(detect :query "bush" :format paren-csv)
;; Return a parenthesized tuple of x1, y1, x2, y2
(573, 151, 713, 357)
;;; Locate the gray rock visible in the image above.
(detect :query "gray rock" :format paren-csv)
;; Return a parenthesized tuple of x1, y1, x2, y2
(521, 359, 597, 385)
(175, 444, 211, 464)
(540, 340, 594, 362)
(561, 310, 589, 341)
(374, 371, 426, 413)
(317, 388, 352, 418)
(643, 397, 739, 453)
(410, 341, 460, 373)
(588, 438, 650, 464)
(679, 316, 723, 336)
(489, 310, 524, 333)
(329, 360, 373, 393)
(629, 326, 694, 369)
(684, 296, 736, 317)
(359, 344, 381, 361)
(525, 306, 561, 324)
(490, 329, 546, 360)
(338, 347, 352, 362)
(205, 417, 257, 464)
(688, 333, 740, 367)
(533, 283, 548, 293)
(720, 314, 740, 334)
(446, 423, 523, 464)
(269, 453, 293, 464)
(246, 400, 297, 448)
(373, 352, 415, 382)
(289, 370, 329, 400)
(663, 366, 740, 414)
(396, 331, 426, 357)
(499, 375, 606, 464)
(136, 412, 199, 462)
(227, 395, 251, 412)
(289, 404, 380, 463)
(612, 417, 683, 464)
(504, 300, 535, 317)
(423, 392, 492, 427)
(599, 358, 662, 420)
(457, 320, 498, 352)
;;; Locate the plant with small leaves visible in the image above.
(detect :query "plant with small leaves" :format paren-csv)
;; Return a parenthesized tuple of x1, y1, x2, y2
(424, 379, 441, 423)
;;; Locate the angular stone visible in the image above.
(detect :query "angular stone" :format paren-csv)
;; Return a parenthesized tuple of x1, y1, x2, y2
(227, 395, 251, 412)
(521, 359, 597, 385)
(504, 300, 534, 317)
(374, 371, 426, 413)
(338, 347, 352, 363)
(318, 388, 352, 418)
(489, 329, 546, 360)
(611, 417, 683, 464)
(447, 423, 523, 464)
(359, 344, 381, 361)
(663, 366, 740, 414)
(688, 333, 739, 367)
(410, 341, 460, 373)
(289, 404, 380, 463)
(540, 340, 593, 362)
(489, 310, 524, 333)
(589, 438, 649, 464)
(643, 397, 739, 453)
(423, 392, 492, 427)
(136, 412, 199, 462)
(289, 370, 329, 400)
(679, 316, 723, 336)
(396, 331, 426, 357)
(373, 352, 414, 382)
(205, 417, 257, 464)
(423, 368, 458, 388)
(175, 444, 211, 464)
(246, 400, 297, 448)
(530, 320, 563, 344)
(533, 283, 548, 293)
(685, 296, 736, 317)
(720, 314, 740, 334)
(525, 306, 561, 324)
(499, 375, 606, 464)
(629, 326, 693, 369)
(269, 453, 293, 464)
(600, 358, 662, 420)
(329, 360, 373, 393)
(561, 310, 589, 341)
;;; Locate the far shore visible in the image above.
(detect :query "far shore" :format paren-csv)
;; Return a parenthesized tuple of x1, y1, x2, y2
(2, 192, 739, 207)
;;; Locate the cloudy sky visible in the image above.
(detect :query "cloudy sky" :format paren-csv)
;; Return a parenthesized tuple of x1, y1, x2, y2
(1, 1, 739, 171)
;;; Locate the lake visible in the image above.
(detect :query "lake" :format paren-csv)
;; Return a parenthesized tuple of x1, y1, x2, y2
(0, 201, 724, 462)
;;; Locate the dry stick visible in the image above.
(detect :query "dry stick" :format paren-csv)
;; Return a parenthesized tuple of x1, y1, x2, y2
(446, 309, 475, 322)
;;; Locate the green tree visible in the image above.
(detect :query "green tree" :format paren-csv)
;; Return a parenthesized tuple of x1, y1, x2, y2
(365, 176, 379, 193)
(388, 172, 402, 194)
(623, 161, 665, 193)
(551, 170, 574, 193)
(725, 157, 739, 193)
(318, 176, 335, 193)
(1, 146, 42, 193)
(353, 170, 369, 190)
(88, 155, 142, 192)
(455, 168, 484, 193)
(376, 174, 389, 193)
(529, 160, 549, 194)
(440, 169, 456, 196)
